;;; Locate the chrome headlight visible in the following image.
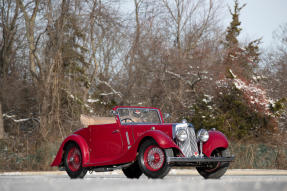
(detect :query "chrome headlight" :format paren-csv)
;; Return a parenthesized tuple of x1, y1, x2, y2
(197, 129, 209, 142)
(176, 129, 188, 142)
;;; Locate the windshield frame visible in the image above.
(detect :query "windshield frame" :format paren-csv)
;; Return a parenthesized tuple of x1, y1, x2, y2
(116, 107, 163, 125)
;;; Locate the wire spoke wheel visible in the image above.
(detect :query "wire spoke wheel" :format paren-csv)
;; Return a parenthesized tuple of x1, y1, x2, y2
(67, 147, 81, 172)
(144, 146, 165, 171)
(64, 143, 87, 179)
(138, 139, 171, 179)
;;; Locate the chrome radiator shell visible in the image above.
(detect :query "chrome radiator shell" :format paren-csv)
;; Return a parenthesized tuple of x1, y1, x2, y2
(173, 123, 199, 157)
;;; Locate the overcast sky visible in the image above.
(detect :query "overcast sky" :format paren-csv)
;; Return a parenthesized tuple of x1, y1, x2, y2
(225, 0, 287, 48)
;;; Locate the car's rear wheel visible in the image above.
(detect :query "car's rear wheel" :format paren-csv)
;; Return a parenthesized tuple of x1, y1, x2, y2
(63, 143, 87, 179)
(122, 161, 143, 179)
(138, 139, 171, 179)
(196, 148, 230, 179)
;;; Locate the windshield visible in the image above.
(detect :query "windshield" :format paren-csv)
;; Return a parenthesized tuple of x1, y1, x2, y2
(117, 108, 162, 124)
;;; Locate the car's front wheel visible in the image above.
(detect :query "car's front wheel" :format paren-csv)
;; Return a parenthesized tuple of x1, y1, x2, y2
(196, 148, 230, 179)
(63, 143, 87, 179)
(138, 139, 171, 179)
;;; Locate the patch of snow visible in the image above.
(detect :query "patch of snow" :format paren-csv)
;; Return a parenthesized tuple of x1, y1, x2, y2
(100, 102, 107, 105)
(216, 80, 229, 88)
(269, 99, 276, 108)
(204, 94, 213, 99)
(166, 70, 181, 78)
(217, 71, 275, 116)
(87, 99, 99, 103)
(203, 94, 213, 103)
(99, 92, 115, 96)
(3, 114, 30, 123)
(252, 75, 262, 81)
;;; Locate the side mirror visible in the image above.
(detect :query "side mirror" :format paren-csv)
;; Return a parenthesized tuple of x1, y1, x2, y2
(163, 113, 170, 119)
(110, 110, 118, 116)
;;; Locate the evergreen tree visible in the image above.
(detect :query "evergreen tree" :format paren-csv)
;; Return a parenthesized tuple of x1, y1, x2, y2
(224, 0, 261, 79)
(191, 0, 275, 140)
(225, 0, 246, 48)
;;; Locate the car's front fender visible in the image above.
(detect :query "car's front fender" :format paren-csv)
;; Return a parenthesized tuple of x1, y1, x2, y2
(51, 134, 90, 167)
(202, 131, 229, 157)
(137, 130, 181, 151)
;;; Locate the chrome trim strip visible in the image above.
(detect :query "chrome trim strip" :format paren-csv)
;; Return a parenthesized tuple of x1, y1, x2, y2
(126, 132, 130, 145)
(172, 124, 177, 139)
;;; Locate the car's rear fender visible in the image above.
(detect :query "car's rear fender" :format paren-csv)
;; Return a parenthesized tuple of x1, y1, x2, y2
(202, 131, 229, 157)
(51, 134, 90, 167)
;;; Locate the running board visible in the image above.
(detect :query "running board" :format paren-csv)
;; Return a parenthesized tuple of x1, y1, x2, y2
(167, 156, 235, 165)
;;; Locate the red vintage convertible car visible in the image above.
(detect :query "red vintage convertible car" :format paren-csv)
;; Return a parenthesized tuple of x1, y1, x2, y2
(51, 106, 234, 179)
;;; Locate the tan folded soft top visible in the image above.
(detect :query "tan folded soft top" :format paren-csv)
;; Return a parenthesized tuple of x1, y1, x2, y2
(80, 114, 116, 127)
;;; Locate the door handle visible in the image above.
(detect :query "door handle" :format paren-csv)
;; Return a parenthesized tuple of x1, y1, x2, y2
(112, 129, 120, 134)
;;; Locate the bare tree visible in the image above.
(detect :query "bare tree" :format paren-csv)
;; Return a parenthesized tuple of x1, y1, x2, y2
(0, 0, 21, 139)
(0, 103, 4, 139)
(16, 0, 40, 83)
(161, 0, 214, 52)
(123, 0, 144, 99)
(0, 0, 19, 79)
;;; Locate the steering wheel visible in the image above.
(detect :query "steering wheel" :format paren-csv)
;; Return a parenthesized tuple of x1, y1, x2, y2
(121, 118, 134, 123)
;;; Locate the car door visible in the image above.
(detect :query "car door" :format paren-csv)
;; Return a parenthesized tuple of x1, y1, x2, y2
(90, 123, 123, 163)
(120, 124, 135, 151)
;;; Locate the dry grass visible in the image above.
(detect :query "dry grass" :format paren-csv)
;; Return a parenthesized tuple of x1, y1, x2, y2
(229, 141, 287, 169)
(0, 137, 61, 172)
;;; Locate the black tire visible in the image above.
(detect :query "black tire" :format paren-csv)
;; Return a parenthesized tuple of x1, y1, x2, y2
(63, 143, 87, 179)
(122, 162, 143, 179)
(196, 148, 230, 179)
(138, 139, 171, 179)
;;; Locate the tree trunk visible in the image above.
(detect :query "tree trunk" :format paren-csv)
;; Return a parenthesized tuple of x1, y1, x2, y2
(0, 102, 5, 139)
(39, 94, 49, 139)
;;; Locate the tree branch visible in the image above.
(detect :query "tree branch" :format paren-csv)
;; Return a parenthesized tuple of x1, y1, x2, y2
(97, 79, 123, 98)
(165, 70, 202, 90)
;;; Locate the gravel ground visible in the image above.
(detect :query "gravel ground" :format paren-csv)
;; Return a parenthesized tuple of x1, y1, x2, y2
(0, 170, 287, 191)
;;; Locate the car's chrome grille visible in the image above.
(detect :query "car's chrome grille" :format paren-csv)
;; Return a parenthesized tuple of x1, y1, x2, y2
(176, 126, 199, 157)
